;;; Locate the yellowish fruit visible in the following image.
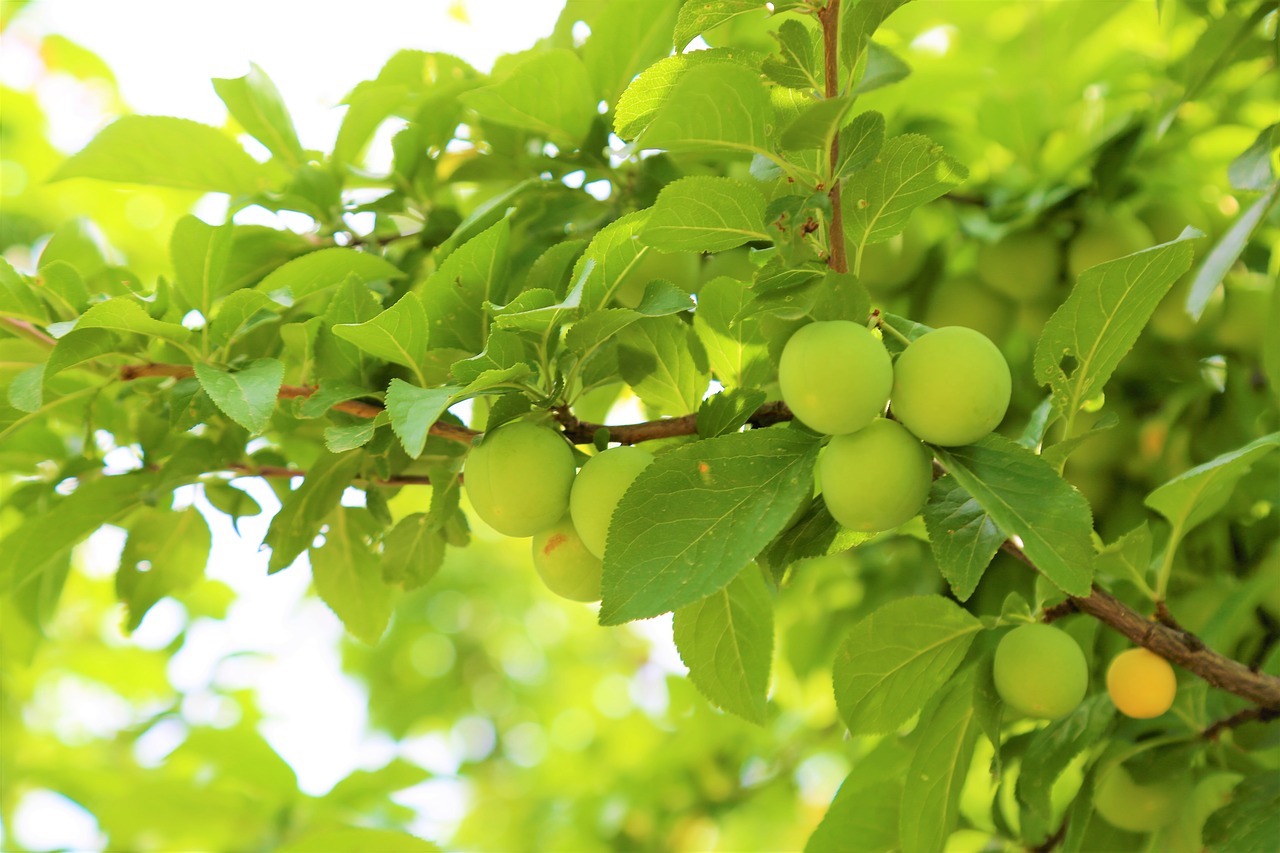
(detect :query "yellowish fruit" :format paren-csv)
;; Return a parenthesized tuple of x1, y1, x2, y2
(531, 516, 603, 602)
(1106, 648, 1176, 719)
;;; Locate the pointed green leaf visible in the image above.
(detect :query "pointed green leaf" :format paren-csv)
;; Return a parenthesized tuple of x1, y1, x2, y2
(461, 49, 596, 148)
(72, 297, 190, 345)
(779, 95, 853, 153)
(1034, 234, 1196, 420)
(170, 215, 234, 316)
(212, 63, 305, 168)
(642, 62, 771, 156)
(381, 512, 448, 590)
(844, 134, 967, 252)
(614, 49, 763, 141)
(833, 595, 983, 735)
(52, 115, 265, 194)
(840, 0, 913, 73)
(673, 565, 774, 723)
(256, 248, 403, 302)
(580, 0, 682, 105)
(332, 293, 430, 384)
(1016, 696, 1115, 844)
(209, 289, 280, 348)
(922, 474, 1005, 602)
(0, 259, 48, 324)
(310, 508, 394, 644)
(420, 217, 512, 353)
(693, 276, 772, 389)
(599, 429, 819, 625)
(385, 379, 459, 458)
(759, 496, 873, 578)
(763, 19, 822, 91)
(934, 435, 1095, 597)
(673, 0, 763, 51)
(616, 315, 710, 415)
(1187, 185, 1277, 319)
(640, 176, 769, 253)
(1202, 771, 1279, 853)
(856, 41, 911, 94)
(116, 507, 211, 632)
(195, 358, 284, 435)
(1145, 433, 1280, 541)
(263, 451, 364, 573)
(697, 387, 767, 439)
(836, 110, 886, 178)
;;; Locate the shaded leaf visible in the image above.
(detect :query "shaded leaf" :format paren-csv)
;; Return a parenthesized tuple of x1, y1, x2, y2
(310, 508, 394, 644)
(195, 359, 284, 435)
(640, 176, 769, 253)
(697, 387, 767, 439)
(844, 134, 967, 252)
(461, 49, 596, 148)
(116, 507, 211, 632)
(616, 315, 710, 415)
(263, 451, 363, 573)
(386, 380, 459, 458)
(642, 63, 771, 156)
(332, 293, 430, 384)
(255, 248, 403, 302)
(212, 63, 305, 168)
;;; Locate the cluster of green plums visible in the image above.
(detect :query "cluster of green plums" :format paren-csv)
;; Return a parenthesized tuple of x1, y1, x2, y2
(463, 420, 653, 603)
(779, 321, 1012, 533)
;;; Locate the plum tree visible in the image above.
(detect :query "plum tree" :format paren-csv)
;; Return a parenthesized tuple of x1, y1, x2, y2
(569, 445, 655, 559)
(993, 624, 1088, 720)
(1092, 764, 1185, 833)
(975, 228, 1060, 302)
(923, 275, 1016, 343)
(818, 419, 932, 533)
(1106, 648, 1177, 719)
(890, 326, 1012, 446)
(778, 321, 892, 435)
(531, 516, 603, 602)
(1067, 212, 1155, 279)
(463, 420, 576, 537)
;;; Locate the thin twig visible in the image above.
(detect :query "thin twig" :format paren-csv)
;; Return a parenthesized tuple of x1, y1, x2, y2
(223, 462, 436, 487)
(1202, 706, 1279, 741)
(1, 317, 57, 347)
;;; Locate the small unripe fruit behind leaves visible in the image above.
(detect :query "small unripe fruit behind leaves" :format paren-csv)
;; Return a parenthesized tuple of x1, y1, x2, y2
(1106, 648, 1176, 719)
(993, 623, 1088, 720)
(1067, 212, 1154, 279)
(819, 418, 931, 533)
(1093, 764, 1184, 832)
(531, 516, 603, 602)
(464, 421, 575, 537)
(975, 228, 1060, 302)
(891, 326, 1011, 446)
(569, 445, 654, 559)
(779, 321, 892, 435)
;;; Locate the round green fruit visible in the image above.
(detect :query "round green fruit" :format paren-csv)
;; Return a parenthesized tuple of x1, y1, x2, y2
(1067, 213, 1154, 279)
(1093, 764, 1185, 833)
(819, 419, 932, 533)
(1214, 271, 1274, 353)
(890, 326, 1011, 446)
(463, 421, 575, 537)
(924, 276, 1016, 343)
(569, 445, 655, 559)
(859, 220, 928, 293)
(992, 624, 1088, 720)
(779, 321, 892, 436)
(531, 515, 603, 602)
(975, 228, 1061, 302)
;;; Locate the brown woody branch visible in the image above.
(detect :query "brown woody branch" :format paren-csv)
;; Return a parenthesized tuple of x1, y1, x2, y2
(2, 316, 57, 347)
(223, 462, 435, 487)
(1202, 706, 1280, 741)
(818, 0, 847, 274)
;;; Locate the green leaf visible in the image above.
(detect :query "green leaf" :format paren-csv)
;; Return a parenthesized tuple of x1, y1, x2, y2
(697, 388, 767, 439)
(1016, 695, 1115, 844)
(616, 315, 710, 415)
(277, 828, 439, 853)
(836, 111, 886, 178)
(203, 481, 263, 532)
(381, 512, 448, 590)
(523, 239, 587, 295)
(212, 63, 305, 168)
(1034, 234, 1196, 420)
(806, 738, 911, 853)
(450, 331, 528, 384)
(779, 95, 853, 153)
(461, 49, 596, 148)
(263, 451, 363, 574)
(194, 358, 284, 435)
(575, 210, 652, 311)
(310, 508, 394, 644)
(614, 49, 762, 141)
(324, 417, 381, 453)
(0, 259, 48, 323)
(1186, 185, 1278, 319)
(386, 380, 459, 458)
(1040, 411, 1120, 470)
(840, 0, 913, 73)
(209, 289, 280, 349)
(832, 595, 983, 735)
(844, 134, 967, 252)
(0, 472, 156, 590)
(642, 62, 771, 156)
(673, 565, 774, 723)
(1227, 122, 1277, 192)
(1145, 432, 1280, 545)
(763, 19, 822, 91)
(640, 177, 769, 253)
(599, 429, 819, 625)
(420, 216, 512, 353)
(170, 215, 235, 317)
(759, 497, 873, 578)
(1095, 522, 1155, 593)
(52, 115, 265, 194)
(116, 507, 211, 632)
(673, 0, 764, 50)
(255, 248, 403, 302)
(856, 42, 911, 94)
(922, 474, 1004, 602)
(693, 276, 772, 389)
(899, 670, 982, 853)
(934, 435, 1094, 597)
(72, 297, 190, 345)
(1202, 771, 1279, 853)
(332, 293, 430, 384)
(580, 0, 681, 104)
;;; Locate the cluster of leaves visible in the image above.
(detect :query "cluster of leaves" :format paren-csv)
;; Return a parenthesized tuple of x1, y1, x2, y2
(2, 0, 1278, 850)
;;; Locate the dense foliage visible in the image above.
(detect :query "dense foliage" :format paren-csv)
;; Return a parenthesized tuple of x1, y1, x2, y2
(2, 1, 1278, 850)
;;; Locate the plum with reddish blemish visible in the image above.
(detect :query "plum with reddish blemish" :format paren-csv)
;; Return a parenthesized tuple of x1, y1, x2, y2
(531, 515, 602, 602)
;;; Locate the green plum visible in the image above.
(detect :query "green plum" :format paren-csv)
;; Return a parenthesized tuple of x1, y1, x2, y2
(531, 515, 603, 602)
(1093, 764, 1186, 833)
(1067, 212, 1154, 279)
(569, 445, 655, 559)
(975, 228, 1061, 302)
(464, 420, 576, 537)
(1214, 271, 1274, 353)
(819, 419, 932, 533)
(778, 321, 893, 436)
(993, 624, 1087, 720)
(890, 326, 1011, 446)
(923, 275, 1016, 343)
(858, 218, 928, 294)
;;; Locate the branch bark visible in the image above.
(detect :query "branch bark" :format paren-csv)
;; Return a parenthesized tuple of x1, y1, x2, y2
(818, 0, 848, 273)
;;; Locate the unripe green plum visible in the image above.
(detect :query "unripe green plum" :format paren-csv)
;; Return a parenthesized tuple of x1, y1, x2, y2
(819, 419, 932, 533)
(1067, 213, 1154, 279)
(1139, 197, 1211, 245)
(975, 228, 1061, 302)
(569, 445, 654, 559)
(890, 326, 1011, 446)
(779, 321, 892, 435)
(1093, 764, 1185, 833)
(531, 515, 603, 602)
(464, 421, 575, 537)
(859, 219, 928, 293)
(924, 276, 1016, 343)
(1148, 275, 1223, 342)
(1214, 271, 1274, 353)
(992, 624, 1087, 720)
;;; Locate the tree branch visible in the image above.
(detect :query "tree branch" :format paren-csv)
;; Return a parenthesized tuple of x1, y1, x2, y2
(1202, 706, 1280, 741)
(1, 316, 57, 347)
(818, 0, 848, 273)
(223, 461, 436, 487)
